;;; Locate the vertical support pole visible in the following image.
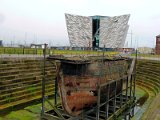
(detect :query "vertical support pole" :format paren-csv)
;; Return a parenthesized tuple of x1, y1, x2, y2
(129, 74, 134, 119)
(96, 44, 104, 120)
(41, 43, 47, 116)
(105, 84, 110, 119)
(133, 76, 136, 98)
(132, 74, 136, 117)
(113, 81, 117, 113)
(133, 71, 136, 99)
(54, 77, 58, 105)
(131, 50, 137, 117)
(96, 86, 101, 120)
(120, 79, 123, 107)
(134, 49, 137, 99)
(126, 77, 128, 101)
(130, 75, 132, 98)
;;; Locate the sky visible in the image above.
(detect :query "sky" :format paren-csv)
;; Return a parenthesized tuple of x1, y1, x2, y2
(0, 0, 160, 48)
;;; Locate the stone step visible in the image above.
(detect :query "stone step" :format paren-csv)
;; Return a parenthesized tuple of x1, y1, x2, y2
(0, 82, 54, 101)
(136, 81, 157, 95)
(0, 78, 55, 94)
(0, 74, 55, 89)
(136, 79, 159, 93)
(136, 72, 160, 84)
(0, 90, 54, 110)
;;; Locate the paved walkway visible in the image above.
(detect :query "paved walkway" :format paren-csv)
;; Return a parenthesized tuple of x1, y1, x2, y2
(0, 54, 160, 61)
(0, 54, 45, 59)
(137, 56, 160, 61)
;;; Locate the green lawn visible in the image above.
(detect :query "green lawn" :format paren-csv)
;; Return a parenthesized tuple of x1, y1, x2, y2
(0, 99, 57, 120)
(0, 47, 118, 56)
(131, 53, 160, 58)
(0, 86, 151, 120)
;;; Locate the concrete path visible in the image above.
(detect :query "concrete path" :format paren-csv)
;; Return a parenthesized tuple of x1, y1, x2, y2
(136, 56, 160, 61)
(0, 54, 46, 59)
(0, 54, 160, 61)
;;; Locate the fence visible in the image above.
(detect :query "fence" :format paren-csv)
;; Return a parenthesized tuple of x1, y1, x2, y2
(0, 47, 49, 55)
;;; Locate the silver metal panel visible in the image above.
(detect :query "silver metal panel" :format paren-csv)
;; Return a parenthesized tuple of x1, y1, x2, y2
(65, 14, 92, 47)
(120, 25, 129, 48)
(99, 15, 130, 48)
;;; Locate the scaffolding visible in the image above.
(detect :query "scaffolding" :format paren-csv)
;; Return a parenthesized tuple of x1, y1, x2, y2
(41, 47, 136, 120)
(41, 73, 136, 120)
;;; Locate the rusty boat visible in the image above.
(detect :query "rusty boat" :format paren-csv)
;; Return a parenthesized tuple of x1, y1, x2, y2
(48, 55, 133, 116)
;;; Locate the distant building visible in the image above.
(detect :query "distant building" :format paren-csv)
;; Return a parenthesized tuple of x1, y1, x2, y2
(65, 13, 130, 49)
(138, 47, 153, 54)
(118, 48, 135, 53)
(51, 46, 70, 50)
(156, 35, 160, 54)
(0, 40, 3, 46)
(30, 44, 43, 49)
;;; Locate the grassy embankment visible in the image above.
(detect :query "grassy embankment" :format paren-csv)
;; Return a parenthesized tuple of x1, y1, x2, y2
(133, 59, 160, 120)
(0, 59, 56, 118)
(0, 48, 160, 119)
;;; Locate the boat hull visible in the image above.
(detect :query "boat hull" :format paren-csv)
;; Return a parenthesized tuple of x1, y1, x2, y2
(53, 56, 131, 116)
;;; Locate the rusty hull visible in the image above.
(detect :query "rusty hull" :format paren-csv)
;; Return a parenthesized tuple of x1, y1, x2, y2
(50, 56, 131, 116)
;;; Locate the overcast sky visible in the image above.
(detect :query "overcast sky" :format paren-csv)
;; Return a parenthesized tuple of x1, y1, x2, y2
(0, 0, 160, 47)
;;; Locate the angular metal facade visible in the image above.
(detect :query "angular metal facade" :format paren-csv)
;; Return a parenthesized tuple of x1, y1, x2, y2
(99, 15, 130, 48)
(65, 14, 92, 47)
(65, 13, 130, 48)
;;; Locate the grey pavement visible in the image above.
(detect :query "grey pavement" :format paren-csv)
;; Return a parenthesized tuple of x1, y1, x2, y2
(0, 54, 160, 61)
(0, 54, 46, 60)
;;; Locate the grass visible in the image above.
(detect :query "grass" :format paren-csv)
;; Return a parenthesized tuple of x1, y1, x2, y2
(0, 47, 42, 55)
(1, 47, 160, 57)
(135, 87, 147, 101)
(0, 98, 56, 120)
(133, 59, 160, 119)
(131, 53, 160, 58)
(1, 52, 159, 119)
(141, 93, 160, 120)
(0, 86, 150, 120)
(53, 49, 118, 56)
(24, 104, 41, 114)
(0, 47, 118, 56)
(4, 110, 39, 120)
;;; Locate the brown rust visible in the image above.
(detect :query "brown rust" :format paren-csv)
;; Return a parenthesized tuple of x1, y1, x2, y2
(49, 55, 131, 116)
